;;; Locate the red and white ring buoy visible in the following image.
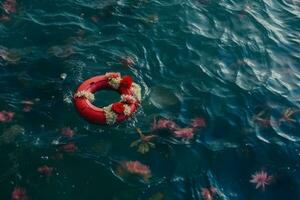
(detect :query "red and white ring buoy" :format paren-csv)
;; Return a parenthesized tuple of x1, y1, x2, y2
(73, 72, 141, 125)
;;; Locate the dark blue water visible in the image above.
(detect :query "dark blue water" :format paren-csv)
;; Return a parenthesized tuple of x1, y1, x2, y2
(1, 0, 300, 199)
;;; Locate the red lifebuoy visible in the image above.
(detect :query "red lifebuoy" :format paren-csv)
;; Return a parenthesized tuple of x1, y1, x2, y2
(73, 72, 141, 125)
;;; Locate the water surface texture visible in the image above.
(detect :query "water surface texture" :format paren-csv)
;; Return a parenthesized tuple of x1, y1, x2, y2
(1, 0, 300, 199)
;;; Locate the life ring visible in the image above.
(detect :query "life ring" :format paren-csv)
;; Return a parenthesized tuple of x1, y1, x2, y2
(73, 72, 141, 125)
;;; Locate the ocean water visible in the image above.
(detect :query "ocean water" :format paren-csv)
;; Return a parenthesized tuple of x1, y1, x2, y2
(1, 0, 300, 199)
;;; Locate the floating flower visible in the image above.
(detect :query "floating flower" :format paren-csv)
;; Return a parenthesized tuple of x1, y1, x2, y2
(121, 57, 135, 67)
(130, 83, 142, 101)
(103, 105, 117, 125)
(250, 170, 273, 190)
(74, 90, 95, 102)
(106, 72, 122, 89)
(120, 160, 151, 180)
(105, 72, 121, 79)
(173, 128, 195, 139)
(201, 187, 218, 200)
(0, 111, 14, 122)
(152, 118, 180, 131)
(61, 127, 75, 138)
(121, 94, 136, 104)
(123, 104, 132, 116)
(130, 128, 157, 154)
(119, 75, 133, 93)
(190, 117, 206, 128)
(111, 102, 125, 114)
(60, 143, 78, 153)
(11, 187, 28, 200)
(37, 165, 53, 176)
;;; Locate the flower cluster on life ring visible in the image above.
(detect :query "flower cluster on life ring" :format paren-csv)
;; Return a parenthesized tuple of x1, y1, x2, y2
(73, 72, 141, 125)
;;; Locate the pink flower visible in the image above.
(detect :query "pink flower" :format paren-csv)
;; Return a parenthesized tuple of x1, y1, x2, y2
(250, 170, 273, 190)
(11, 187, 28, 200)
(60, 143, 78, 153)
(190, 117, 206, 128)
(122, 160, 151, 178)
(201, 187, 218, 200)
(61, 127, 75, 138)
(37, 165, 53, 176)
(151, 118, 180, 131)
(0, 111, 15, 122)
(173, 128, 195, 139)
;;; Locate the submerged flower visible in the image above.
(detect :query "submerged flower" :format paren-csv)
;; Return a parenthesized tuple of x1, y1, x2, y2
(11, 187, 28, 200)
(48, 46, 74, 58)
(51, 153, 64, 160)
(151, 118, 180, 131)
(37, 165, 53, 176)
(279, 108, 298, 124)
(190, 117, 206, 128)
(201, 187, 218, 200)
(130, 128, 157, 154)
(250, 170, 273, 190)
(173, 128, 195, 139)
(0, 46, 21, 64)
(21, 101, 34, 112)
(146, 15, 159, 24)
(0, 15, 10, 22)
(60, 143, 78, 153)
(2, 0, 17, 14)
(91, 15, 99, 23)
(121, 160, 151, 180)
(61, 127, 75, 138)
(252, 110, 276, 127)
(0, 111, 14, 122)
(121, 57, 135, 67)
(0, 125, 24, 144)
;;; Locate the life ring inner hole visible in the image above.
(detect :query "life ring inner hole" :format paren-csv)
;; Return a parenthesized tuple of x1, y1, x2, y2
(93, 89, 121, 107)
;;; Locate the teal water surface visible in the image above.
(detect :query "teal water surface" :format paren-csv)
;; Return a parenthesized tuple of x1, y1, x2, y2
(1, 0, 300, 199)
